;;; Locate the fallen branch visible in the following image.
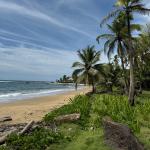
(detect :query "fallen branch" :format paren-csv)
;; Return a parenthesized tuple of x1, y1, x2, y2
(19, 120, 34, 135)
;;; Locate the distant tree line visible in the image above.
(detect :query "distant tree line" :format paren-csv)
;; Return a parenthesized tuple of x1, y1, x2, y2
(56, 75, 73, 83)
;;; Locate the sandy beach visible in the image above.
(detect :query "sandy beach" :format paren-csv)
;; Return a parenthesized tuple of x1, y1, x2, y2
(0, 87, 90, 124)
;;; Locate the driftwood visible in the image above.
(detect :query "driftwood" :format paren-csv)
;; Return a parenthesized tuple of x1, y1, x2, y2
(0, 121, 34, 145)
(102, 117, 144, 150)
(0, 116, 12, 122)
(54, 113, 80, 124)
(19, 120, 34, 135)
(0, 129, 17, 145)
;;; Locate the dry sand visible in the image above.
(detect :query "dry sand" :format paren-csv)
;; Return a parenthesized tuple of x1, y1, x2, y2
(0, 87, 90, 124)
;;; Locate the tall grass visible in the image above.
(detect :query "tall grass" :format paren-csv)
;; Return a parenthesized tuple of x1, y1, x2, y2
(90, 94, 140, 133)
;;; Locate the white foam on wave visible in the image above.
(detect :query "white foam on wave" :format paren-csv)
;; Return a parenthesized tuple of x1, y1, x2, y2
(0, 88, 75, 103)
(0, 92, 21, 98)
(0, 80, 13, 83)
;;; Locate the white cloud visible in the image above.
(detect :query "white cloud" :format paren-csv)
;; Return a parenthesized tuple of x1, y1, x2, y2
(0, 46, 77, 79)
(0, 1, 91, 38)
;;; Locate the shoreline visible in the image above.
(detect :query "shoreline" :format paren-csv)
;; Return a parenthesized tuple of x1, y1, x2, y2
(0, 87, 90, 125)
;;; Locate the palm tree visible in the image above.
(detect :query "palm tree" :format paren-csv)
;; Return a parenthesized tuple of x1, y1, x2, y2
(97, 16, 128, 94)
(72, 45, 102, 93)
(97, 13, 140, 95)
(100, 0, 150, 105)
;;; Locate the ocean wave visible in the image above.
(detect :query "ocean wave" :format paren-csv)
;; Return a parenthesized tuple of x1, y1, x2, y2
(0, 88, 75, 103)
(0, 92, 21, 98)
(0, 80, 13, 83)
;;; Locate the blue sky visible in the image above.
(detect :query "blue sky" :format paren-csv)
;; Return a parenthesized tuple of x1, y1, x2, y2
(0, 0, 149, 81)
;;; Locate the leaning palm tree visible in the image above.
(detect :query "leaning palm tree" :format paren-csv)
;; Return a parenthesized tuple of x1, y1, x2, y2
(72, 45, 102, 93)
(100, 0, 150, 105)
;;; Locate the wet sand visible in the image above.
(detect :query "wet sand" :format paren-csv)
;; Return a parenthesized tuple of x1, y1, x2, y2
(0, 87, 90, 124)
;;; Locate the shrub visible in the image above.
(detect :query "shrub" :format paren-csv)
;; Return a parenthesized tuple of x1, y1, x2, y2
(5, 128, 65, 150)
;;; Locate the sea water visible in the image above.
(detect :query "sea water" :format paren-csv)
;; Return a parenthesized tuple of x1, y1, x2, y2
(0, 80, 78, 103)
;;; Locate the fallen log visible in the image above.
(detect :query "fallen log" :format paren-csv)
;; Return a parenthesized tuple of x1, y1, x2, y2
(0, 116, 12, 122)
(54, 113, 80, 124)
(19, 120, 34, 135)
(0, 129, 17, 145)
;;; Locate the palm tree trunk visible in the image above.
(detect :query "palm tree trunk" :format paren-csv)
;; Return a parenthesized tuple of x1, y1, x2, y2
(92, 78, 96, 93)
(127, 11, 135, 106)
(75, 82, 78, 91)
(118, 40, 129, 95)
(120, 56, 128, 95)
(129, 55, 135, 105)
(139, 83, 142, 94)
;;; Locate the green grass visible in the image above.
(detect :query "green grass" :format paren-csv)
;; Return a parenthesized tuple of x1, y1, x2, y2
(60, 129, 111, 150)
(1, 91, 150, 150)
(46, 124, 111, 150)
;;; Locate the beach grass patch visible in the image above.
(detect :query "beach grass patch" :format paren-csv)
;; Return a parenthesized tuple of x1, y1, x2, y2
(44, 95, 91, 126)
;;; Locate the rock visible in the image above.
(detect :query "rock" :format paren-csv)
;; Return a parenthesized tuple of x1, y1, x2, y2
(68, 128, 72, 131)
(0, 128, 4, 132)
(102, 117, 144, 150)
(90, 127, 94, 130)
(54, 113, 80, 124)
(0, 116, 12, 122)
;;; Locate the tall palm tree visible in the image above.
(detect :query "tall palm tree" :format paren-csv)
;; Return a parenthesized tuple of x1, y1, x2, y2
(100, 0, 150, 105)
(97, 16, 128, 94)
(97, 13, 140, 95)
(72, 45, 102, 93)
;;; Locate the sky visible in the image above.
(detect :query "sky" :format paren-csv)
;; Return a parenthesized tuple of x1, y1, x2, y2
(0, 0, 149, 81)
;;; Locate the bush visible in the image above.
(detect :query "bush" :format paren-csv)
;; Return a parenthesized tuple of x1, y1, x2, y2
(5, 128, 65, 150)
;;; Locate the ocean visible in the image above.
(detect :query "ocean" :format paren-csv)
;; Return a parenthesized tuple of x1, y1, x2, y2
(0, 80, 78, 103)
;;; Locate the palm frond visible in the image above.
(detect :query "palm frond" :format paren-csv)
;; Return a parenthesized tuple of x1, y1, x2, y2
(107, 39, 117, 59)
(72, 68, 84, 78)
(131, 4, 150, 15)
(94, 64, 105, 76)
(91, 51, 101, 64)
(96, 34, 114, 43)
(77, 50, 87, 63)
(72, 62, 84, 68)
(103, 38, 116, 55)
(100, 9, 121, 27)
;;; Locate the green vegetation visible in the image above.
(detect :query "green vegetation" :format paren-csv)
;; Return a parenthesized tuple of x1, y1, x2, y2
(56, 75, 73, 83)
(72, 0, 150, 106)
(44, 95, 91, 126)
(72, 45, 103, 93)
(1, 0, 150, 149)
(1, 92, 150, 150)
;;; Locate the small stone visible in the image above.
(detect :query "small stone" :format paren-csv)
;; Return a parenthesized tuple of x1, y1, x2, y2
(0, 128, 4, 132)
(68, 128, 72, 131)
(90, 127, 94, 130)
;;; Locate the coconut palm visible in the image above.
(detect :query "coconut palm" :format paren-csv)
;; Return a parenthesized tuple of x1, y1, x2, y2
(100, 0, 150, 105)
(97, 13, 140, 95)
(72, 45, 103, 93)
